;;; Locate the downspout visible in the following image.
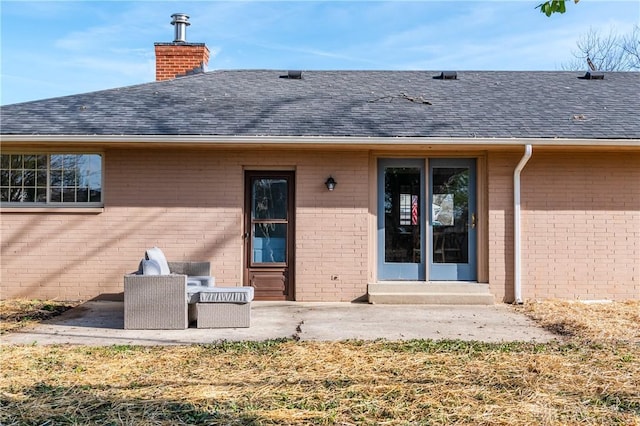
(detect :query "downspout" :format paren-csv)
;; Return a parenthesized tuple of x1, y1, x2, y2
(513, 145, 532, 304)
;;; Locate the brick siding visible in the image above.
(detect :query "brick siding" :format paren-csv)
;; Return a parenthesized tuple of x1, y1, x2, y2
(1, 146, 638, 302)
(487, 149, 639, 301)
(487, 151, 519, 301)
(154, 44, 210, 81)
(0, 148, 369, 302)
(520, 151, 639, 300)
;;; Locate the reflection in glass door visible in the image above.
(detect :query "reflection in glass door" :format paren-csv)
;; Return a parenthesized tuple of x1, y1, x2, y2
(251, 178, 288, 264)
(429, 159, 477, 281)
(378, 159, 425, 280)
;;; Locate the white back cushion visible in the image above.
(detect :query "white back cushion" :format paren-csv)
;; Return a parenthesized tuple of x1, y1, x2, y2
(142, 259, 162, 275)
(145, 247, 171, 275)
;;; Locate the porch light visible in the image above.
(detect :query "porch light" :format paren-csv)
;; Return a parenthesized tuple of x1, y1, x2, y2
(325, 176, 337, 191)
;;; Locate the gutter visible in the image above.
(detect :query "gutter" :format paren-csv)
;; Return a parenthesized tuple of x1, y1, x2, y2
(1, 135, 639, 147)
(513, 145, 533, 304)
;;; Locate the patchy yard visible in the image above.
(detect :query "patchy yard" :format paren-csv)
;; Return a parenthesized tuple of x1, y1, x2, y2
(1, 300, 638, 425)
(0, 299, 77, 335)
(520, 299, 640, 343)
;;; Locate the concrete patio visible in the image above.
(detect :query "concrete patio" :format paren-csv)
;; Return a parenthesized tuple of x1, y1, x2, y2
(1, 301, 559, 346)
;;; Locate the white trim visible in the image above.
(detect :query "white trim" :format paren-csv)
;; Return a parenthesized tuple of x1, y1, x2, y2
(2, 135, 639, 147)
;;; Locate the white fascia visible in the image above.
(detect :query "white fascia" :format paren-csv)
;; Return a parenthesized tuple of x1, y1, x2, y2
(1, 135, 640, 147)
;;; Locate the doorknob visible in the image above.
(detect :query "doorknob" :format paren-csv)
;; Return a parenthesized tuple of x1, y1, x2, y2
(471, 213, 477, 229)
(242, 232, 250, 239)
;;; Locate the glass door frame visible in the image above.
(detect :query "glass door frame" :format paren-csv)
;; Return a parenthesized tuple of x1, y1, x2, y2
(377, 158, 426, 281)
(428, 158, 477, 281)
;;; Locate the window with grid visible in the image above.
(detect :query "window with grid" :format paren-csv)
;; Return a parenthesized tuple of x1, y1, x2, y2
(0, 154, 102, 205)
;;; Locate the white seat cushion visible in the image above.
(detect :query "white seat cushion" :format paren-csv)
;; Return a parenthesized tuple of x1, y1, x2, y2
(186, 284, 202, 304)
(196, 287, 254, 303)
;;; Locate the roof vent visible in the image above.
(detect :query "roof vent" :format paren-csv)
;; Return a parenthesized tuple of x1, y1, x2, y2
(280, 70, 303, 79)
(171, 13, 190, 42)
(433, 71, 457, 80)
(582, 71, 604, 80)
(581, 57, 604, 79)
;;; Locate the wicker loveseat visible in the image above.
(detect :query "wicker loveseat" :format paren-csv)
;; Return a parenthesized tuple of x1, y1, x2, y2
(124, 247, 253, 330)
(124, 247, 213, 330)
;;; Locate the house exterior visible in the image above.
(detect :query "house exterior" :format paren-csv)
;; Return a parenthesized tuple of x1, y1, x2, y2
(1, 18, 639, 303)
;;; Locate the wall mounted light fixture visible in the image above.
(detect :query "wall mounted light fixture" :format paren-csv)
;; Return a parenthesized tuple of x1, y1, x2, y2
(325, 176, 337, 191)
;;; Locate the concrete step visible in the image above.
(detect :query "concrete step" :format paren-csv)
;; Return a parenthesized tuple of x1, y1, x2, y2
(367, 282, 494, 305)
(369, 282, 492, 294)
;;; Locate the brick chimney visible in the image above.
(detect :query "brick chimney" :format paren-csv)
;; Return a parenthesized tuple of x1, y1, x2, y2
(154, 13, 210, 81)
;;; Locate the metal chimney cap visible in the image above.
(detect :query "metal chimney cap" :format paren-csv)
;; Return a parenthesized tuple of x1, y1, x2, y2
(171, 13, 190, 25)
(170, 13, 190, 42)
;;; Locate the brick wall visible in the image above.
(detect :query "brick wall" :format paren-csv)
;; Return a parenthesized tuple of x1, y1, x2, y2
(0, 147, 369, 302)
(2, 146, 638, 302)
(487, 151, 519, 302)
(488, 149, 640, 302)
(154, 43, 210, 81)
(294, 152, 369, 301)
(520, 151, 640, 300)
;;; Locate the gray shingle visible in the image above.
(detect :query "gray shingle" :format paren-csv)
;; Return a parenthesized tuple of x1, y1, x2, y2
(1, 70, 638, 139)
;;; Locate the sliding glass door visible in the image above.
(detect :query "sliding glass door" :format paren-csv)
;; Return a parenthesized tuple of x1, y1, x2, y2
(377, 159, 425, 280)
(429, 159, 477, 281)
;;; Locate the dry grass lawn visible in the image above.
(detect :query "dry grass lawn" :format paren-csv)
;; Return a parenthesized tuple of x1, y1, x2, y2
(0, 299, 77, 335)
(1, 299, 639, 425)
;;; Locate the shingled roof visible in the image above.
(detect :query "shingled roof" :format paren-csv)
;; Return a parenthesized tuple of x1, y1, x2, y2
(1, 70, 639, 140)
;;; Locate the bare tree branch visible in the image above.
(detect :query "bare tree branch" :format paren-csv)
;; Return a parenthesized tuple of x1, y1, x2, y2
(562, 26, 640, 71)
(621, 25, 640, 70)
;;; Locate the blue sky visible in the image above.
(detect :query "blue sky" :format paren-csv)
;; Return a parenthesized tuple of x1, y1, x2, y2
(1, 0, 638, 105)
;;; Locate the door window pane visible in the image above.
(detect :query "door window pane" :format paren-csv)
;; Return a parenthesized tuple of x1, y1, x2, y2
(252, 179, 288, 220)
(252, 223, 287, 263)
(384, 167, 421, 263)
(432, 167, 469, 264)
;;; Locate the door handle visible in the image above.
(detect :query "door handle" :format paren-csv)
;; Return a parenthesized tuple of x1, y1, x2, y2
(242, 232, 250, 239)
(471, 213, 477, 229)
